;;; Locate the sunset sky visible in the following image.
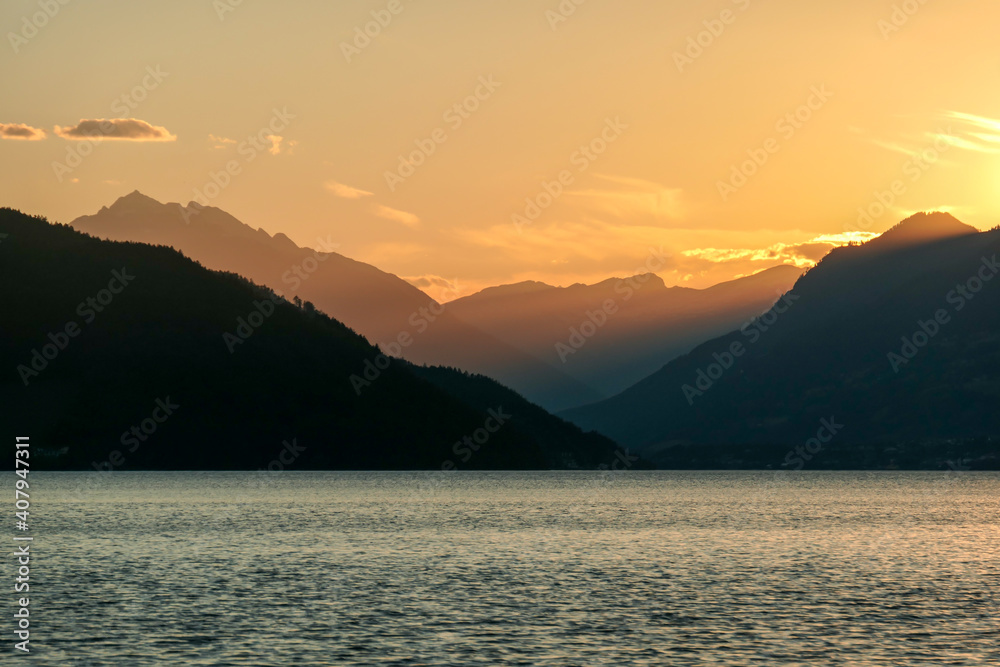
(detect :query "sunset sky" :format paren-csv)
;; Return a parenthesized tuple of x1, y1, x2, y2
(3, 0, 999, 300)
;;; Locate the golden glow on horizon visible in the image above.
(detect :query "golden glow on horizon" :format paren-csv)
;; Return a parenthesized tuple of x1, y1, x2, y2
(2, 0, 997, 295)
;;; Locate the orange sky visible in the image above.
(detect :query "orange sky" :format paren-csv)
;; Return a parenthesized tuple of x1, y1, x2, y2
(2, 0, 998, 301)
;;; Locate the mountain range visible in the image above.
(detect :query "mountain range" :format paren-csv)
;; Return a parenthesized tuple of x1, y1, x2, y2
(447, 265, 803, 396)
(70, 192, 803, 410)
(70, 192, 600, 412)
(0, 207, 633, 471)
(9, 195, 996, 471)
(561, 212, 1000, 470)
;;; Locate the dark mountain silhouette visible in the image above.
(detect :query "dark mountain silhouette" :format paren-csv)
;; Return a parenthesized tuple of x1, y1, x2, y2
(70, 192, 602, 411)
(406, 364, 652, 470)
(868, 211, 978, 250)
(561, 212, 1000, 470)
(0, 207, 631, 471)
(447, 265, 803, 395)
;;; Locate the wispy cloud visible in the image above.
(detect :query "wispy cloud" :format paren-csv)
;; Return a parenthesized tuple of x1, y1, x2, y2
(261, 136, 297, 155)
(0, 123, 46, 141)
(266, 135, 283, 155)
(402, 275, 465, 302)
(208, 134, 236, 149)
(453, 217, 879, 289)
(324, 180, 374, 199)
(946, 111, 1000, 135)
(54, 118, 176, 142)
(372, 204, 420, 228)
(566, 174, 683, 222)
(872, 112, 1000, 157)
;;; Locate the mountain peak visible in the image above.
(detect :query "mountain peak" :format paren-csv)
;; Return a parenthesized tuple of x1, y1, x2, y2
(592, 273, 666, 290)
(469, 281, 557, 300)
(870, 211, 978, 249)
(110, 190, 163, 209)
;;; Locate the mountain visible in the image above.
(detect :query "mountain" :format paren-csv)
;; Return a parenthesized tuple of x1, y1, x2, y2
(869, 211, 979, 250)
(406, 364, 652, 471)
(0, 207, 631, 470)
(70, 192, 602, 411)
(561, 212, 1000, 470)
(447, 265, 804, 396)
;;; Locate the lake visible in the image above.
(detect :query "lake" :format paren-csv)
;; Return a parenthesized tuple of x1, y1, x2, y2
(25, 471, 1000, 665)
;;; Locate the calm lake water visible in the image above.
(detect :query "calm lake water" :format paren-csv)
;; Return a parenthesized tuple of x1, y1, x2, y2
(21, 471, 1000, 665)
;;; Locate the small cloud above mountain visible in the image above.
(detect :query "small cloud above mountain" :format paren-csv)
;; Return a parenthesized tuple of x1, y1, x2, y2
(324, 181, 373, 199)
(54, 118, 176, 141)
(372, 204, 420, 228)
(403, 275, 465, 301)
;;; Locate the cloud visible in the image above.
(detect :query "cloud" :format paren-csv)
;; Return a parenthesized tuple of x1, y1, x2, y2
(451, 216, 879, 290)
(872, 112, 1000, 157)
(681, 232, 879, 269)
(565, 174, 683, 222)
(324, 180, 374, 199)
(946, 111, 1000, 135)
(54, 118, 176, 141)
(208, 134, 236, 149)
(261, 135, 297, 155)
(402, 275, 465, 302)
(0, 123, 46, 141)
(372, 204, 420, 228)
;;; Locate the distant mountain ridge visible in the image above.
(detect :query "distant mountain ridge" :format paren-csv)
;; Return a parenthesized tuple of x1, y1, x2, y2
(448, 264, 804, 396)
(71, 192, 602, 411)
